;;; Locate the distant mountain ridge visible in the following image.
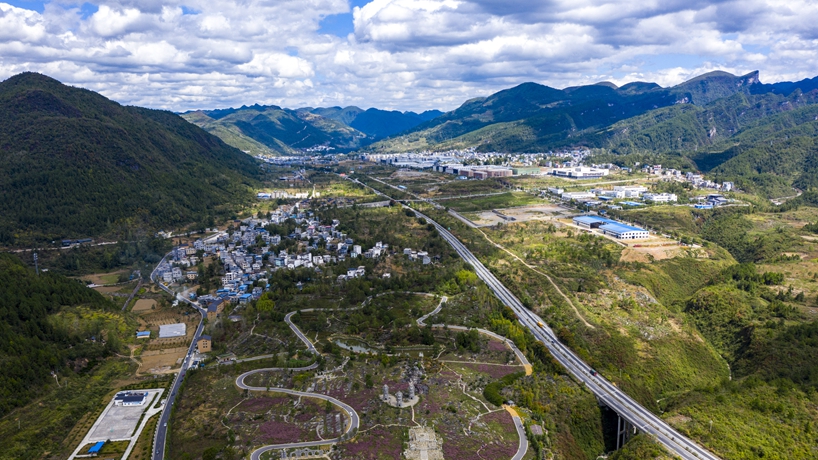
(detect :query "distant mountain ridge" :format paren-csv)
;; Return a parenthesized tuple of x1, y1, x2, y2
(0, 72, 261, 246)
(182, 104, 444, 155)
(367, 71, 772, 153)
(360, 70, 818, 197)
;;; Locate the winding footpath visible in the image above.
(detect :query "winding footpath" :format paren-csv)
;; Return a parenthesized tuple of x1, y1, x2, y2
(414, 208, 721, 460)
(416, 297, 530, 460)
(235, 371, 359, 460)
(349, 175, 720, 460)
(236, 291, 531, 459)
(234, 310, 353, 460)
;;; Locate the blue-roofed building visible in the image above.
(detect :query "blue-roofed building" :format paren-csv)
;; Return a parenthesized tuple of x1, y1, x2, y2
(599, 223, 649, 239)
(88, 441, 105, 454)
(573, 215, 618, 229)
(621, 201, 644, 207)
(136, 331, 151, 339)
(239, 293, 253, 305)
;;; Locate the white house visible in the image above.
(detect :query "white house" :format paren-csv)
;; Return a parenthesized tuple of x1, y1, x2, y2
(643, 193, 678, 203)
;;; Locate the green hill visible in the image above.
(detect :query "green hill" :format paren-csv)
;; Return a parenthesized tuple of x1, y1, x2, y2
(580, 90, 818, 196)
(182, 104, 369, 154)
(0, 72, 261, 246)
(0, 253, 120, 417)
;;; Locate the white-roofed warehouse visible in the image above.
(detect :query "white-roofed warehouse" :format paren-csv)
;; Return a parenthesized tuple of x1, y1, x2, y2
(159, 323, 186, 338)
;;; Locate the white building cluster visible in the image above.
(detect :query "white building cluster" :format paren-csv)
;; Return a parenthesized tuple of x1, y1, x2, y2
(550, 185, 677, 205)
(640, 164, 734, 191)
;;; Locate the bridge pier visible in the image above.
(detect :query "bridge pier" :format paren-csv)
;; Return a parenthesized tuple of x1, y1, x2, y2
(615, 415, 637, 450)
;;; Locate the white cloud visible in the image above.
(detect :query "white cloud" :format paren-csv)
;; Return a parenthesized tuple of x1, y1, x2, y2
(0, 3, 47, 43)
(0, 0, 816, 112)
(87, 5, 145, 38)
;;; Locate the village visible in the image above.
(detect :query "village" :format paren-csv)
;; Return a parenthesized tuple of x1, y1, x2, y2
(151, 202, 441, 334)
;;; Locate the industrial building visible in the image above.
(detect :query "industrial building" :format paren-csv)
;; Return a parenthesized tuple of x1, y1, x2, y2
(512, 166, 543, 175)
(643, 193, 678, 203)
(573, 216, 618, 229)
(572, 216, 649, 239)
(552, 166, 610, 179)
(598, 223, 649, 239)
(158, 323, 186, 338)
(561, 191, 597, 201)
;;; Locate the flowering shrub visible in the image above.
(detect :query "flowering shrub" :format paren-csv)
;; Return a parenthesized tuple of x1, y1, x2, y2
(258, 420, 303, 444)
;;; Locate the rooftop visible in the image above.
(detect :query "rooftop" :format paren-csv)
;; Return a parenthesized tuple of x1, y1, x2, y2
(573, 215, 618, 225)
(599, 223, 647, 233)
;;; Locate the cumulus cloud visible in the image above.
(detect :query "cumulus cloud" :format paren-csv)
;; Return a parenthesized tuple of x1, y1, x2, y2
(0, 0, 816, 112)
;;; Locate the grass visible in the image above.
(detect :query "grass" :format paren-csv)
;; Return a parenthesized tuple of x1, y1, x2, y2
(313, 179, 381, 202)
(621, 255, 734, 306)
(442, 192, 544, 212)
(662, 379, 818, 459)
(613, 205, 702, 236)
(424, 209, 729, 405)
(0, 360, 136, 460)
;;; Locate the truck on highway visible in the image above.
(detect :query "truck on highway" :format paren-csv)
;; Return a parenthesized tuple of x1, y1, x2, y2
(537, 321, 544, 328)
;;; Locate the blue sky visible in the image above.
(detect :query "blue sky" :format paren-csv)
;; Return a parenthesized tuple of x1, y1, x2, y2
(318, 0, 369, 37)
(0, 0, 816, 111)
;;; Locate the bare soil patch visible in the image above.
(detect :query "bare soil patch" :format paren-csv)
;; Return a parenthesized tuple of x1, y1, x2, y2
(619, 245, 685, 263)
(390, 169, 433, 180)
(140, 352, 187, 374)
(133, 299, 157, 312)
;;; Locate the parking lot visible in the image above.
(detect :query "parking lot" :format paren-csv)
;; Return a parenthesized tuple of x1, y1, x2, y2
(86, 390, 161, 442)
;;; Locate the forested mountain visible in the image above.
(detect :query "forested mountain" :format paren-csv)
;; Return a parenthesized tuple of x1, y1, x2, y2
(307, 106, 443, 139)
(182, 104, 443, 155)
(365, 71, 766, 153)
(183, 104, 369, 155)
(0, 253, 119, 417)
(573, 90, 818, 196)
(0, 72, 261, 246)
(365, 70, 818, 156)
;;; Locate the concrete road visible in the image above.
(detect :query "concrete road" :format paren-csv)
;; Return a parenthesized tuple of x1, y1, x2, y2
(413, 207, 721, 460)
(347, 175, 720, 460)
(415, 295, 447, 326)
(284, 311, 318, 354)
(504, 406, 529, 460)
(150, 251, 206, 460)
(235, 371, 360, 460)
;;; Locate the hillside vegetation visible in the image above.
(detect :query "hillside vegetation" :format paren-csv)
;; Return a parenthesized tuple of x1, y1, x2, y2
(0, 72, 261, 245)
(367, 71, 764, 153)
(0, 253, 125, 417)
(182, 104, 443, 155)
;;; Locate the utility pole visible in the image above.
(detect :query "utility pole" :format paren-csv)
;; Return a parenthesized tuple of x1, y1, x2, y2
(34, 252, 39, 276)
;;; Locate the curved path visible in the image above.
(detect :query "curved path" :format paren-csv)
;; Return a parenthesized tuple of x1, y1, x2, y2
(236, 370, 359, 460)
(417, 297, 530, 460)
(284, 311, 319, 354)
(414, 208, 720, 460)
(347, 175, 720, 460)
